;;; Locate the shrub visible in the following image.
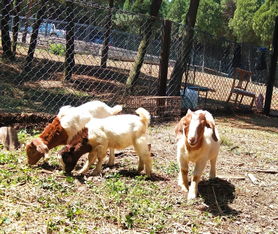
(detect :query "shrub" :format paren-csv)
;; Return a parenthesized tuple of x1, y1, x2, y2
(49, 43, 66, 56)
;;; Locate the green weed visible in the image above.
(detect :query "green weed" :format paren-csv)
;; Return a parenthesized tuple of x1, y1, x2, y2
(220, 135, 233, 147)
(49, 43, 66, 56)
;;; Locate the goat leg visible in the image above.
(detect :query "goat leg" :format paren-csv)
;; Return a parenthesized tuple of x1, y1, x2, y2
(177, 149, 189, 191)
(188, 160, 207, 200)
(209, 157, 217, 179)
(106, 148, 115, 167)
(92, 146, 106, 176)
(77, 151, 97, 175)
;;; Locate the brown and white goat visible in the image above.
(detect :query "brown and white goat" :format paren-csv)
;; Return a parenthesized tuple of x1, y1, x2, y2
(175, 109, 220, 200)
(58, 108, 152, 176)
(26, 101, 122, 165)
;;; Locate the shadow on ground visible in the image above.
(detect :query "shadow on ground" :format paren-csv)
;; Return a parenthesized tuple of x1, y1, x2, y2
(198, 178, 240, 216)
(118, 169, 169, 182)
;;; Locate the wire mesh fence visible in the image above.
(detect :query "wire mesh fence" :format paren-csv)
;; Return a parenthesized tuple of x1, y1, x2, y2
(0, 1, 277, 125)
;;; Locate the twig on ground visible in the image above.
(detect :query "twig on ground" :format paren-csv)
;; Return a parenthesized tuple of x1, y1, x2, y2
(40, 169, 53, 174)
(211, 186, 223, 215)
(239, 168, 278, 174)
(247, 173, 258, 184)
(218, 175, 245, 180)
(229, 146, 239, 151)
(251, 169, 278, 174)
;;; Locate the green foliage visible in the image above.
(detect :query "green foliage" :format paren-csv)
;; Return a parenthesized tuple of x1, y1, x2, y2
(196, 0, 224, 38)
(66, 205, 83, 220)
(220, 0, 236, 39)
(220, 135, 233, 147)
(166, 0, 189, 23)
(105, 173, 128, 201)
(253, 0, 278, 46)
(165, 161, 179, 175)
(114, 0, 150, 34)
(228, 0, 261, 44)
(0, 152, 18, 164)
(49, 43, 66, 56)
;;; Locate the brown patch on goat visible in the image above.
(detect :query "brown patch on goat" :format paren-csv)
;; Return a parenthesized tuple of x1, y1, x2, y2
(175, 114, 191, 137)
(205, 121, 218, 142)
(26, 117, 68, 165)
(40, 117, 68, 149)
(59, 128, 92, 173)
(26, 141, 45, 165)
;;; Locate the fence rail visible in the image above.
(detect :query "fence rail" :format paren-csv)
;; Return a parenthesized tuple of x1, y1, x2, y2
(0, 1, 277, 123)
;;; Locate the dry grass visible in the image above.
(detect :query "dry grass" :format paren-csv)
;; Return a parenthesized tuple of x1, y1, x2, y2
(0, 113, 278, 233)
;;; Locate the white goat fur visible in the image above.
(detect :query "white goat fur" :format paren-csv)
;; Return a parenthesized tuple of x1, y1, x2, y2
(176, 109, 220, 200)
(59, 100, 122, 165)
(77, 107, 152, 176)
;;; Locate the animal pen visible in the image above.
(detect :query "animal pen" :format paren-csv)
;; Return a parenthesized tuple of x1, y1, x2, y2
(0, 1, 277, 124)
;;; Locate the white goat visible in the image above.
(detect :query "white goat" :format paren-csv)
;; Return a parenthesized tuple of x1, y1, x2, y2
(26, 100, 122, 165)
(175, 109, 220, 200)
(59, 108, 152, 176)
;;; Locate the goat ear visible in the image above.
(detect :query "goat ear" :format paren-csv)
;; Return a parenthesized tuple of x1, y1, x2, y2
(204, 111, 218, 142)
(186, 109, 192, 115)
(175, 118, 185, 137)
(36, 144, 49, 154)
(70, 147, 75, 152)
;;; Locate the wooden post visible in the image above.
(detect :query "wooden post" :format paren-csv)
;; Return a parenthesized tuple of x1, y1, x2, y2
(264, 16, 278, 115)
(158, 20, 172, 96)
(101, 0, 114, 68)
(65, 0, 75, 81)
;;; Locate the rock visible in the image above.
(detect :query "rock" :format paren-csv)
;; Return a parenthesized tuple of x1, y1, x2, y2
(0, 126, 20, 150)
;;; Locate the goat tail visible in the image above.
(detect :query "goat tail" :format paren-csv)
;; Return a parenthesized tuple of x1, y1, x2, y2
(135, 107, 151, 127)
(110, 105, 123, 115)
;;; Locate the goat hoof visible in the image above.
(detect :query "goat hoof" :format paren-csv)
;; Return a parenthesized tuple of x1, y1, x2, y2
(180, 185, 188, 192)
(107, 162, 114, 167)
(92, 170, 101, 176)
(187, 192, 197, 200)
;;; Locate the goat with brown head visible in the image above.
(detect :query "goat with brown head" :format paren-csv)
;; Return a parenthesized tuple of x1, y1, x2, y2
(59, 128, 92, 173)
(175, 109, 218, 148)
(26, 117, 68, 165)
(175, 109, 220, 200)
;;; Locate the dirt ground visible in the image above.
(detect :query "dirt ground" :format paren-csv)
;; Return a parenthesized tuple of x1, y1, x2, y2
(0, 112, 277, 233)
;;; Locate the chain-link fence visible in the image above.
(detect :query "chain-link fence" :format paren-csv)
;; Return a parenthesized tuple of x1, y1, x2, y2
(0, 1, 277, 124)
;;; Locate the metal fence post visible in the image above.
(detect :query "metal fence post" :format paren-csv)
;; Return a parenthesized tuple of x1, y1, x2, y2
(264, 16, 278, 115)
(158, 20, 171, 96)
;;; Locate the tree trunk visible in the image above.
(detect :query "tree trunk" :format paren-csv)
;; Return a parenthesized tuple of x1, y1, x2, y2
(0, 127, 20, 151)
(23, 0, 47, 77)
(167, 0, 200, 96)
(22, 0, 35, 43)
(158, 20, 172, 96)
(12, 0, 23, 57)
(1, 0, 13, 60)
(125, 0, 162, 94)
(101, 0, 114, 68)
(64, 0, 75, 81)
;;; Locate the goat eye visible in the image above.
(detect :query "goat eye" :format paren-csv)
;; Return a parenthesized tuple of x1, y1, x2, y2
(82, 138, 88, 144)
